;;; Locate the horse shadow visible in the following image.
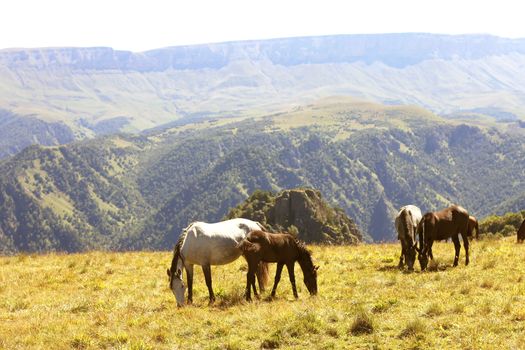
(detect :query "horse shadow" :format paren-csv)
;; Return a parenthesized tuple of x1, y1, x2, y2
(377, 265, 401, 272)
(210, 295, 271, 309)
(377, 261, 452, 273)
(424, 261, 452, 272)
(377, 265, 418, 275)
(212, 293, 248, 309)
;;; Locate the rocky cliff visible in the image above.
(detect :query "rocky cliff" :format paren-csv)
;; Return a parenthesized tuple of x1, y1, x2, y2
(226, 189, 363, 244)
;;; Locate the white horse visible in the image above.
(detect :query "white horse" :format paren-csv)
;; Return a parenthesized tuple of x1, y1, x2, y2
(395, 205, 422, 271)
(167, 218, 269, 306)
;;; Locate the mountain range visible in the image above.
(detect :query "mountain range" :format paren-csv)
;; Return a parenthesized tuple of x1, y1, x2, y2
(1, 33, 525, 158)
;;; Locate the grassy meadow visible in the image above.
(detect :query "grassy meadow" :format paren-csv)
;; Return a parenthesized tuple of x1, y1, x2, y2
(2, 237, 525, 349)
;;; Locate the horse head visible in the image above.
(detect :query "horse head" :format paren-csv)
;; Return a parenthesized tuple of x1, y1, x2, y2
(416, 216, 429, 270)
(303, 265, 319, 295)
(406, 242, 417, 271)
(167, 266, 186, 306)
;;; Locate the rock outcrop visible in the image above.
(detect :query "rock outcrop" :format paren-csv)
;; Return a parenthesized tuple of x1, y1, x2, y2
(227, 188, 362, 244)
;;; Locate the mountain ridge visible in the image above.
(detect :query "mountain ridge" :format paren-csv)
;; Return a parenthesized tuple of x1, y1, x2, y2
(3, 33, 525, 70)
(2, 33, 525, 157)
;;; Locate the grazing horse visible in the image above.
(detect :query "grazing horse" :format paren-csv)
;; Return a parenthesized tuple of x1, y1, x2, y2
(167, 218, 269, 306)
(395, 205, 422, 270)
(518, 219, 525, 243)
(417, 205, 469, 270)
(467, 215, 479, 239)
(237, 230, 318, 301)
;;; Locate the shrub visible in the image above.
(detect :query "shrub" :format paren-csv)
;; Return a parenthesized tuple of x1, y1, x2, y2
(424, 303, 443, 317)
(350, 309, 374, 335)
(399, 319, 426, 338)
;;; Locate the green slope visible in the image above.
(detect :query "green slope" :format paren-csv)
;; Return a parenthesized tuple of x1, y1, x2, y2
(0, 98, 524, 253)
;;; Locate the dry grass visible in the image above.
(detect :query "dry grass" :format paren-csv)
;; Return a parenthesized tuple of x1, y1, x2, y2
(1, 238, 525, 349)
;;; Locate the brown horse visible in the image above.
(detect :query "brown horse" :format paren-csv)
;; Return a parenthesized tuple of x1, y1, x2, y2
(467, 215, 479, 239)
(237, 230, 318, 301)
(417, 205, 469, 270)
(518, 219, 525, 243)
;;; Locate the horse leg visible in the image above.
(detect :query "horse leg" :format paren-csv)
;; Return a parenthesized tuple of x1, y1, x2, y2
(286, 262, 298, 299)
(186, 264, 194, 304)
(429, 243, 434, 260)
(398, 243, 405, 269)
(451, 235, 461, 267)
(271, 262, 284, 297)
(250, 265, 258, 299)
(246, 267, 257, 301)
(462, 233, 470, 266)
(245, 263, 253, 301)
(202, 264, 215, 303)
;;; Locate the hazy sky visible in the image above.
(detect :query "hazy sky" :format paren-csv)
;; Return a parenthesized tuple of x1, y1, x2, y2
(1, 0, 524, 52)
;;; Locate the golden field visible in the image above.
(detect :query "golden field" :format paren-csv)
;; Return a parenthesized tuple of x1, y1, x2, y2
(1, 237, 525, 349)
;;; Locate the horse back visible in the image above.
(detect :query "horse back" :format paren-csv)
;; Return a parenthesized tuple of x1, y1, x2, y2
(182, 219, 261, 265)
(244, 230, 299, 263)
(433, 205, 469, 240)
(395, 205, 422, 242)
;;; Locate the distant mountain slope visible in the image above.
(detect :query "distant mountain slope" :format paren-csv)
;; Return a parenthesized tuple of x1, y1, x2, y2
(0, 109, 76, 158)
(1, 34, 525, 157)
(0, 98, 524, 253)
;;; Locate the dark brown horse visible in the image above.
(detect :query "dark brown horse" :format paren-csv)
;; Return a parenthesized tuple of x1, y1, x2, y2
(417, 205, 469, 270)
(237, 230, 318, 301)
(467, 215, 479, 239)
(518, 219, 525, 243)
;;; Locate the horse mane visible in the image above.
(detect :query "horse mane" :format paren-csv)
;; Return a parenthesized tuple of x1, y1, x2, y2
(294, 237, 314, 267)
(169, 224, 192, 276)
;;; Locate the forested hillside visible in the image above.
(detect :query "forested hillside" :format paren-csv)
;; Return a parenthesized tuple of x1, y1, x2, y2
(0, 98, 524, 253)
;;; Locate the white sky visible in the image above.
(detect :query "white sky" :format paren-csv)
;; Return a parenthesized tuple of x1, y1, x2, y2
(1, 0, 524, 52)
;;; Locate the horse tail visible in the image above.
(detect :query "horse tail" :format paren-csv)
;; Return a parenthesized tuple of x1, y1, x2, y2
(403, 210, 414, 244)
(256, 262, 270, 291)
(237, 237, 268, 291)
